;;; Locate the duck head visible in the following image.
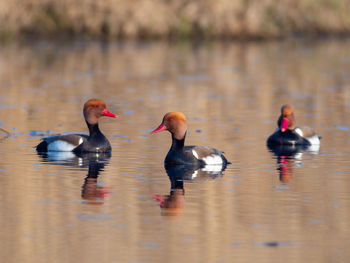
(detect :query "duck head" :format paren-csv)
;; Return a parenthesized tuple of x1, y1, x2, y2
(278, 104, 296, 132)
(151, 112, 187, 140)
(83, 99, 118, 125)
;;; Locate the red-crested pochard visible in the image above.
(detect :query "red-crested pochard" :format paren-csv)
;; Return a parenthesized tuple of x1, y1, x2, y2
(151, 112, 229, 167)
(267, 104, 320, 146)
(36, 99, 117, 153)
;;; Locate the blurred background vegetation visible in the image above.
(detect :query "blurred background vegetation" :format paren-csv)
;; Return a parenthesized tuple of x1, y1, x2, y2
(1, 0, 350, 40)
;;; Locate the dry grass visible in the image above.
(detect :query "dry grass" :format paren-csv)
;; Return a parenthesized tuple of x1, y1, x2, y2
(1, 0, 350, 39)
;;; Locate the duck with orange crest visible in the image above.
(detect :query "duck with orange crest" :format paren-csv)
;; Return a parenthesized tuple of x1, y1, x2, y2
(267, 104, 321, 147)
(151, 112, 229, 168)
(36, 99, 117, 153)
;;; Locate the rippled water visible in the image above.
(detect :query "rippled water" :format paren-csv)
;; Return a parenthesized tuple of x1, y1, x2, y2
(0, 39, 350, 263)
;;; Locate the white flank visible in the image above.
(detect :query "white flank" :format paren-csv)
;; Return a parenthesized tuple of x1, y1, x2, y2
(192, 149, 199, 159)
(307, 135, 320, 145)
(47, 140, 76, 152)
(79, 137, 84, 145)
(294, 128, 303, 137)
(295, 128, 320, 146)
(202, 154, 223, 165)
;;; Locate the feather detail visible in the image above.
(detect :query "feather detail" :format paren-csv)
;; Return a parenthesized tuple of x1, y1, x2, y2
(295, 126, 320, 145)
(192, 149, 199, 159)
(202, 154, 223, 165)
(190, 146, 224, 165)
(43, 134, 87, 152)
(47, 140, 78, 152)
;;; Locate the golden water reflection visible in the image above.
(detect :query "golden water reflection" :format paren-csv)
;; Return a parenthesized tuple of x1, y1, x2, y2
(37, 152, 112, 205)
(0, 39, 349, 263)
(153, 164, 226, 217)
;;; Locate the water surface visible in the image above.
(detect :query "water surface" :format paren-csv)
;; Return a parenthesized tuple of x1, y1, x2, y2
(0, 39, 350, 263)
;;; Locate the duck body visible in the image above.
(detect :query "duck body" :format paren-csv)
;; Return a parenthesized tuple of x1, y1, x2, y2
(165, 137, 227, 168)
(152, 112, 229, 168)
(267, 136, 309, 156)
(267, 128, 311, 146)
(36, 99, 117, 153)
(36, 126, 112, 153)
(36, 134, 88, 152)
(267, 105, 320, 147)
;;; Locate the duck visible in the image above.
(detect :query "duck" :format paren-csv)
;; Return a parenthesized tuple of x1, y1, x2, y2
(151, 112, 229, 167)
(36, 99, 117, 153)
(267, 104, 320, 146)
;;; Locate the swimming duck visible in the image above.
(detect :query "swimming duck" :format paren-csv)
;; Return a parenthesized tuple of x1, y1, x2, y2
(267, 104, 320, 146)
(36, 99, 117, 153)
(151, 112, 229, 167)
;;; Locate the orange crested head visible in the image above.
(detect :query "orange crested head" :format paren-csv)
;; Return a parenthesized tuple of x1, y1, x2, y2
(83, 99, 117, 124)
(279, 104, 295, 132)
(84, 99, 107, 111)
(281, 104, 294, 117)
(152, 112, 187, 140)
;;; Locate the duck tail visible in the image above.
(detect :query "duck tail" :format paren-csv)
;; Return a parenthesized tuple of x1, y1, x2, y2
(222, 155, 232, 167)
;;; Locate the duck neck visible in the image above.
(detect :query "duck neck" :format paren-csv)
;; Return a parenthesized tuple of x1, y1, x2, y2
(171, 132, 186, 150)
(87, 122, 104, 140)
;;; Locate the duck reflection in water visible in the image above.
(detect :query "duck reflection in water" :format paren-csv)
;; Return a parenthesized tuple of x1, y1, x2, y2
(267, 143, 319, 183)
(153, 164, 226, 216)
(37, 151, 111, 205)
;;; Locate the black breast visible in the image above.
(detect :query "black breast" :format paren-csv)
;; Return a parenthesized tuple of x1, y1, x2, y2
(267, 129, 310, 146)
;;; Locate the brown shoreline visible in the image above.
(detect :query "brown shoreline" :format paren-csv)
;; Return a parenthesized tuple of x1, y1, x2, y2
(1, 0, 350, 41)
